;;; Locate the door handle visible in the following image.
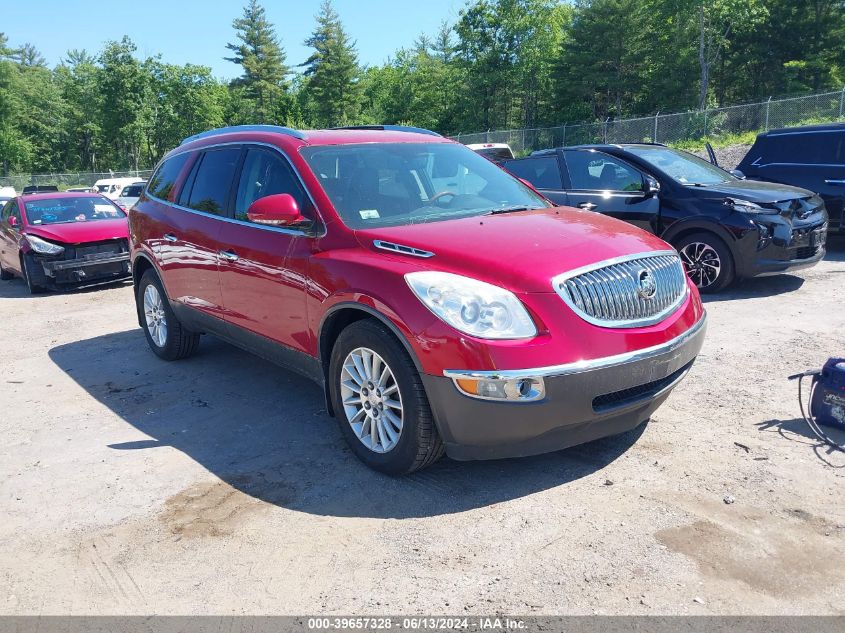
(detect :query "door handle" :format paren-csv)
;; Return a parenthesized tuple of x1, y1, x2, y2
(577, 202, 598, 211)
(824, 179, 845, 186)
(163, 233, 178, 242)
(218, 250, 239, 262)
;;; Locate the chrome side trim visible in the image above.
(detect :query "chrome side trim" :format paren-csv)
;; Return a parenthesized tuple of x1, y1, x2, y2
(443, 312, 707, 380)
(373, 240, 434, 258)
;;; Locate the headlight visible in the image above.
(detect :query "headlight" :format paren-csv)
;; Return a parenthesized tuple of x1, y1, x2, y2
(405, 271, 537, 339)
(725, 197, 777, 214)
(25, 234, 65, 255)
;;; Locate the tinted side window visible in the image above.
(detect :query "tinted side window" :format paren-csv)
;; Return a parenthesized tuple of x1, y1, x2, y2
(565, 151, 643, 192)
(187, 147, 242, 216)
(1, 200, 13, 220)
(234, 148, 307, 222)
(148, 153, 190, 200)
(816, 132, 845, 164)
(504, 157, 562, 190)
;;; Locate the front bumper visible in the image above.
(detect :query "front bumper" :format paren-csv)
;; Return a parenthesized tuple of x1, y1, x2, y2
(740, 219, 827, 278)
(422, 313, 707, 461)
(38, 252, 131, 285)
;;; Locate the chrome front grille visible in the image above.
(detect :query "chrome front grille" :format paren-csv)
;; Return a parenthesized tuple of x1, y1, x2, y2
(552, 251, 688, 328)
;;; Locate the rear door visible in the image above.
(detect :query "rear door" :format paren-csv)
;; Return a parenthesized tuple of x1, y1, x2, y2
(501, 155, 568, 205)
(216, 145, 315, 358)
(560, 149, 660, 234)
(151, 147, 240, 323)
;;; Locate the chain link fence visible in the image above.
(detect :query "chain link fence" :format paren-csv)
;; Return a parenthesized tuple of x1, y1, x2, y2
(0, 170, 153, 193)
(453, 87, 845, 154)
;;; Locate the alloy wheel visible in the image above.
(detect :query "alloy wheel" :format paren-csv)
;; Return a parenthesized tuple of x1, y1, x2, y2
(143, 284, 168, 347)
(679, 242, 721, 289)
(340, 347, 403, 453)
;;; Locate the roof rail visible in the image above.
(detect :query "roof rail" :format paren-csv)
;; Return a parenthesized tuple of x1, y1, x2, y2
(181, 125, 307, 145)
(331, 125, 442, 137)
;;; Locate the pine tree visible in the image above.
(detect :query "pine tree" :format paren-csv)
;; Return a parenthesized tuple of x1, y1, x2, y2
(225, 0, 289, 123)
(302, 0, 361, 127)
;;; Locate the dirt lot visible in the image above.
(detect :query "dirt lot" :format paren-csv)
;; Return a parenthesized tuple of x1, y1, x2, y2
(1, 238, 844, 616)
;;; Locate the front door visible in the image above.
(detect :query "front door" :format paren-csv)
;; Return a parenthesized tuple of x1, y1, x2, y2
(217, 146, 314, 357)
(561, 149, 661, 234)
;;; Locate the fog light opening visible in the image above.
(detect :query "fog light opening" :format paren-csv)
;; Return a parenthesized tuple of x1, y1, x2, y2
(452, 376, 545, 402)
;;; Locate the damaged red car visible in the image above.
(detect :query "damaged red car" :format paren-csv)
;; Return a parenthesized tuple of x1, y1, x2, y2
(0, 192, 131, 293)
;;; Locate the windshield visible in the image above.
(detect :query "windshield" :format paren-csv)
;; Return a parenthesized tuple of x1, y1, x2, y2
(627, 146, 735, 186)
(24, 197, 126, 225)
(300, 142, 548, 229)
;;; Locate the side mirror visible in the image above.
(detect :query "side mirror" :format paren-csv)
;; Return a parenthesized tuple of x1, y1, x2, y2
(729, 169, 745, 180)
(643, 174, 661, 197)
(8, 216, 17, 227)
(246, 193, 306, 227)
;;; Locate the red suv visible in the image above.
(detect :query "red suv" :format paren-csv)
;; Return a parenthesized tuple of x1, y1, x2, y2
(129, 125, 707, 474)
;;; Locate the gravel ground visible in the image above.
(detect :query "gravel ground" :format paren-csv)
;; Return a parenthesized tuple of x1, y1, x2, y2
(1, 237, 844, 615)
(690, 144, 751, 170)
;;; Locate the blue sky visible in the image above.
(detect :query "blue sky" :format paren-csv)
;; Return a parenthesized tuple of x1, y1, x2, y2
(3, 0, 464, 78)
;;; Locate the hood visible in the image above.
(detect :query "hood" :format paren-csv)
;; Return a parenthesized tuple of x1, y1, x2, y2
(25, 218, 129, 245)
(693, 179, 814, 204)
(355, 207, 672, 293)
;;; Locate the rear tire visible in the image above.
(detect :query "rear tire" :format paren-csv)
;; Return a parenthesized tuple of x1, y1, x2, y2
(674, 232, 735, 293)
(22, 254, 47, 294)
(137, 270, 200, 361)
(329, 319, 444, 475)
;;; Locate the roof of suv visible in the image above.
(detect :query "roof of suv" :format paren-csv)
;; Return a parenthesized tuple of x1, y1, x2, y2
(758, 121, 845, 137)
(180, 125, 448, 149)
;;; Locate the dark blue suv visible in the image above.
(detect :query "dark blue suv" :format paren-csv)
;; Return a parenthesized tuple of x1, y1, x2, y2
(737, 123, 844, 235)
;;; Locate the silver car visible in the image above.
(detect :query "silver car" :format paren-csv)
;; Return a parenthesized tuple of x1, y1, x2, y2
(115, 181, 146, 211)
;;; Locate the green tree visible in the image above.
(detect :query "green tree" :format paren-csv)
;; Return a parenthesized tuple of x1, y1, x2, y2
(225, 0, 290, 123)
(301, 0, 361, 127)
(98, 37, 147, 170)
(455, 0, 565, 131)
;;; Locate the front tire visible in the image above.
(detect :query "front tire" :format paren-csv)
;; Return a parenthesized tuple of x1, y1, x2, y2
(329, 319, 444, 475)
(22, 254, 47, 294)
(674, 232, 735, 293)
(138, 270, 200, 360)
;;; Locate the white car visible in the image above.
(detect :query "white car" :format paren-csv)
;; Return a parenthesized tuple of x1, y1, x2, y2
(0, 186, 17, 203)
(93, 177, 144, 200)
(114, 181, 146, 211)
(466, 143, 515, 163)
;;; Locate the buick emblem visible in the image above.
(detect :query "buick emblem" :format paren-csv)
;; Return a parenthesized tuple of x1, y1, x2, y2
(636, 269, 657, 300)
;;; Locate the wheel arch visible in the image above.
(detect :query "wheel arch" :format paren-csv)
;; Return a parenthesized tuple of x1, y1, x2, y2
(662, 220, 738, 273)
(317, 302, 425, 417)
(131, 253, 166, 327)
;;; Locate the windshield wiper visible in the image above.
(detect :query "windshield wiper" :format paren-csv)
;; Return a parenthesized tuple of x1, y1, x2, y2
(486, 205, 542, 215)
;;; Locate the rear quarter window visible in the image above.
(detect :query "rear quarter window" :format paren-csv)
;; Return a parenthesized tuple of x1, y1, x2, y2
(148, 153, 190, 201)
